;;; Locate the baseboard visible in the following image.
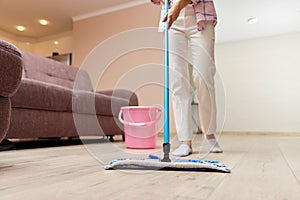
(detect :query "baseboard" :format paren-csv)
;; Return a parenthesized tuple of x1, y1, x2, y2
(221, 131, 300, 136)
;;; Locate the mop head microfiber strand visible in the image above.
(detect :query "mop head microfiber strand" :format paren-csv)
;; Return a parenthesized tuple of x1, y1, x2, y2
(104, 155, 231, 173)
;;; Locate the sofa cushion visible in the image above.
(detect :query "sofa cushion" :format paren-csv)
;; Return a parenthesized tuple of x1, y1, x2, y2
(22, 52, 93, 92)
(11, 78, 72, 112)
(0, 40, 23, 97)
(6, 109, 123, 138)
(11, 79, 130, 116)
(72, 91, 130, 116)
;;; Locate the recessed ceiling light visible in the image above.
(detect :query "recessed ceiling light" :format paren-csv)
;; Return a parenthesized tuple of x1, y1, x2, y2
(16, 25, 25, 32)
(39, 19, 49, 26)
(247, 18, 257, 25)
(54, 41, 59, 45)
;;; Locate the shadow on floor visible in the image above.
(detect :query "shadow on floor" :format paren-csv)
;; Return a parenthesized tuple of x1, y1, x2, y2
(0, 137, 119, 151)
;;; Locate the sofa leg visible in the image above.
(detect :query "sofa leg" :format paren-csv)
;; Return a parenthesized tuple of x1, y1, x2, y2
(68, 137, 79, 140)
(109, 136, 114, 142)
(122, 134, 125, 142)
(0, 139, 14, 151)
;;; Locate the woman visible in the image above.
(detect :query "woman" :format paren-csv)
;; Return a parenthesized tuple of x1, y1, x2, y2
(151, 0, 223, 156)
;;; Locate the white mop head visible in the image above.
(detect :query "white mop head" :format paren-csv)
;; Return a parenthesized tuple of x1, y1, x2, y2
(104, 155, 230, 173)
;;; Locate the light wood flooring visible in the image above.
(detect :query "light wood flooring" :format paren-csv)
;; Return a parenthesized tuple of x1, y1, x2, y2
(1, 133, 300, 200)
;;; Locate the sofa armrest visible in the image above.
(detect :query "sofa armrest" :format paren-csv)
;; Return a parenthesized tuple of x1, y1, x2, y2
(97, 89, 139, 106)
(0, 40, 23, 97)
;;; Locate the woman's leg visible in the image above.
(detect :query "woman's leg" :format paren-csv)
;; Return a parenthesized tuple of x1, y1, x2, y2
(169, 25, 194, 156)
(189, 22, 222, 153)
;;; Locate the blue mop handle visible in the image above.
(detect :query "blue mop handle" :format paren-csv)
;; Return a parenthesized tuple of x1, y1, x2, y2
(163, 0, 170, 144)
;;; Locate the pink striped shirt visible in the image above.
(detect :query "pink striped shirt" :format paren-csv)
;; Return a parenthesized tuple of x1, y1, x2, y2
(152, 0, 217, 31)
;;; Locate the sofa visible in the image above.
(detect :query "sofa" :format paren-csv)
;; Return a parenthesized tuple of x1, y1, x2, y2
(0, 39, 138, 145)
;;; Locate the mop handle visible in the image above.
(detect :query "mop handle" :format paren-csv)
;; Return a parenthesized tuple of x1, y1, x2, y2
(163, 0, 170, 144)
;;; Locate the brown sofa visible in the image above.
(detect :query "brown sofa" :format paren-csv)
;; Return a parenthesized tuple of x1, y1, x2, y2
(0, 40, 23, 143)
(0, 40, 138, 145)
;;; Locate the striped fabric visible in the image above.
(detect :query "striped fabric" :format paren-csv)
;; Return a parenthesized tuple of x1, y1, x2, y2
(151, 0, 217, 31)
(191, 0, 217, 30)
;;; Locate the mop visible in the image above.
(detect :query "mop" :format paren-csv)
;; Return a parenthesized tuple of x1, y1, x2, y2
(104, 1, 230, 173)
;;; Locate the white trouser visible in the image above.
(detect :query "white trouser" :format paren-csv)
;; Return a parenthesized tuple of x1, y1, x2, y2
(169, 5, 217, 141)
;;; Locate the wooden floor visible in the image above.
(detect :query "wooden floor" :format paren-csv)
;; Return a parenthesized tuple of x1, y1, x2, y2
(1, 133, 300, 200)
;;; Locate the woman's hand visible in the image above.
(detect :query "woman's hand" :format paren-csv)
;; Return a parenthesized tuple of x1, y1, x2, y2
(151, 0, 168, 5)
(162, 0, 191, 29)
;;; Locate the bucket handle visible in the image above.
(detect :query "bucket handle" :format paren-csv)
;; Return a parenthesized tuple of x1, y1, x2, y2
(118, 107, 162, 127)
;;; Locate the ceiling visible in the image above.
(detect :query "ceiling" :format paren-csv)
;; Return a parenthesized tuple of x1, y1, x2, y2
(0, 0, 142, 39)
(0, 0, 300, 43)
(216, 0, 300, 43)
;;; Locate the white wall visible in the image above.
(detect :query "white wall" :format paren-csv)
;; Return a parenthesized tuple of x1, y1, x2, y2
(32, 32, 73, 57)
(0, 30, 18, 46)
(216, 32, 300, 133)
(0, 30, 73, 58)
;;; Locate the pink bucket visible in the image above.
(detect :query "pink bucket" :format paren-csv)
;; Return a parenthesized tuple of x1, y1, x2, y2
(119, 106, 162, 149)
